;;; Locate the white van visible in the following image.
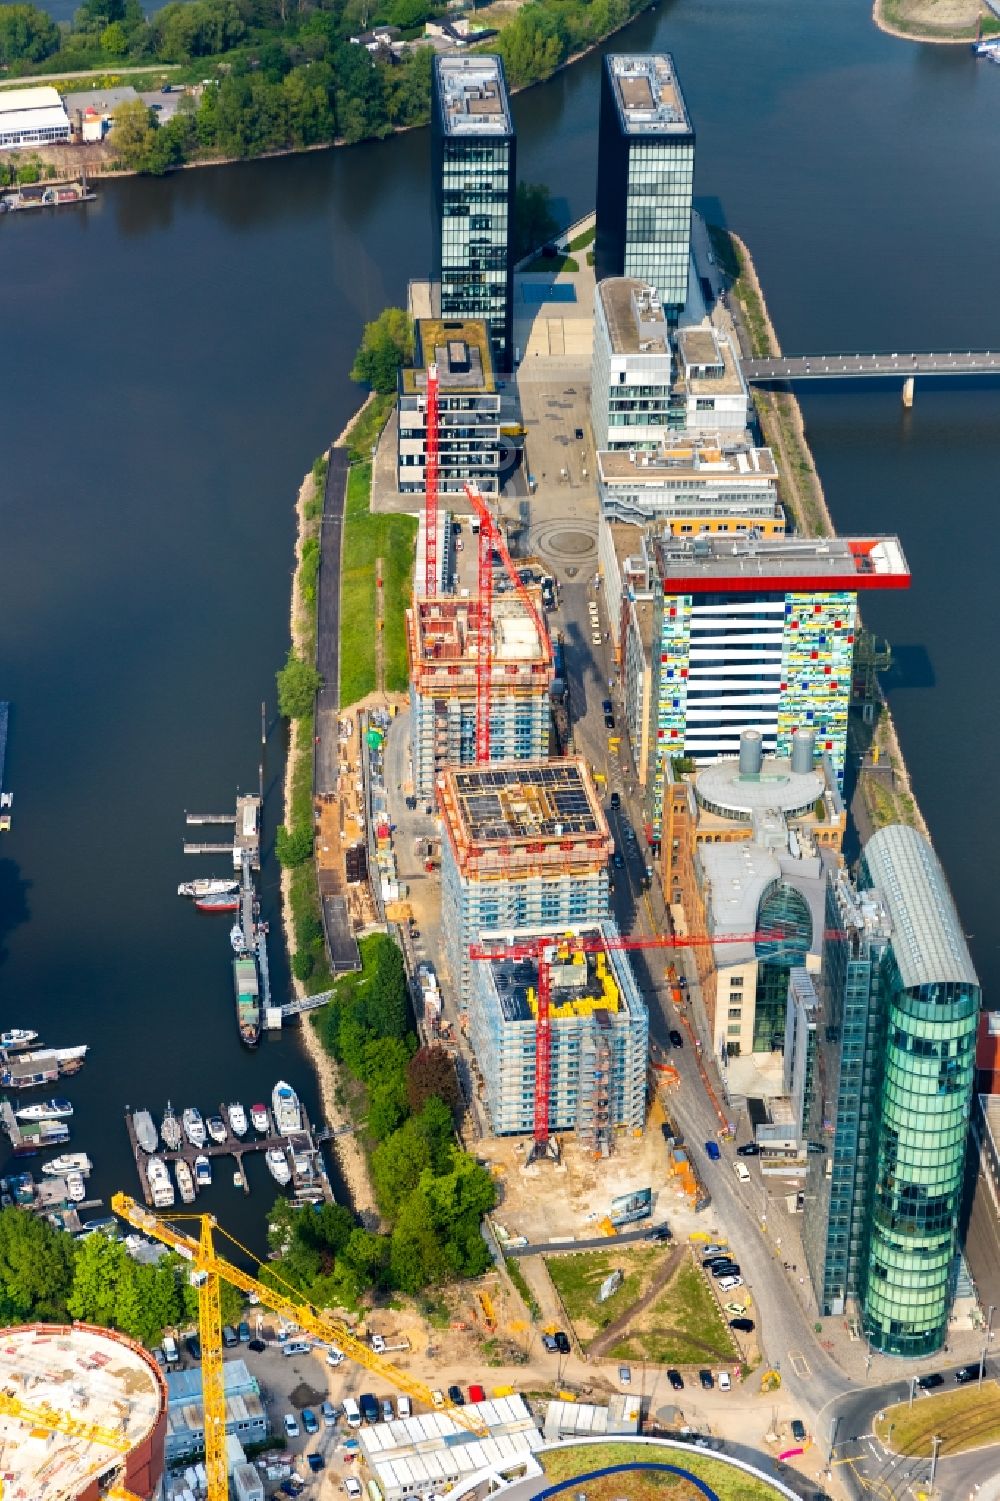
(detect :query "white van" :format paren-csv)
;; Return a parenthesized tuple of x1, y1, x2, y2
(342, 1397, 362, 1429)
(733, 1161, 751, 1184)
(162, 1334, 179, 1367)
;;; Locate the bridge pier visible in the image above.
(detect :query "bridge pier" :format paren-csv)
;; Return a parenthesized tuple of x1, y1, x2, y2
(902, 376, 915, 409)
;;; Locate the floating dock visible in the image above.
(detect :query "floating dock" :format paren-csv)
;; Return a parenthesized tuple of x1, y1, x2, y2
(125, 1104, 334, 1206)
(183, 793, 260, 868)
(0, 701, 11, 832)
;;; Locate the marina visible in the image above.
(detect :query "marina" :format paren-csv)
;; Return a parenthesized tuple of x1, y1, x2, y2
(0, 178, 95, 213)
(125, 1094, 335, 1206)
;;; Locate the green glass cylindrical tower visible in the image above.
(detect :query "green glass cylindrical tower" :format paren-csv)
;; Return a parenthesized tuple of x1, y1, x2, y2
(859, 826, 980, 1357)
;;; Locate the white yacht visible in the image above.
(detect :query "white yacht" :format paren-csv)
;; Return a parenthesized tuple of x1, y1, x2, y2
(42, 1152, 91, 1176)
(16, 1098, 73, 1121)
(147, 1156, 175, 1209)
(271, 1081, 302, 1136)
(227, 1102, 248, 1138)
(182, 1108, 206, 1148)
(174, 1160, 196, 1204)
(266, 1148, 291, 1186)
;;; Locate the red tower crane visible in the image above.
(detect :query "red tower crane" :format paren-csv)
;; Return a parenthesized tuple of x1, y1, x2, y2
(469, 926, 791, 1158)
(461, 482, 553, 764)
(424, 362, 440, 599)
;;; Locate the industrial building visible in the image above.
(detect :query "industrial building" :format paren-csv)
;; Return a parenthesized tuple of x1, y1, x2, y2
(0, 1322, 167, 1500)
(640, 531, 910, 832)
(596, 438, 782, 526)
(431, 55, 516, 370)
(803, 826, 980, 1357)
(406, 592, 552, 796)
(0, 86, 72, 150)
(164, 1358, 267, 1461)
(398, 318, 502, 496)
(469, 922, 649, 1146)
(438, 759, 613, 1005)
(595, 54, 695, 313)
(357, 1393, 542, 1501)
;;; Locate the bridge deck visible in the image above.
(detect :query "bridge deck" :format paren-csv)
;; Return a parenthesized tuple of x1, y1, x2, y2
(742, 351, 1000, 381)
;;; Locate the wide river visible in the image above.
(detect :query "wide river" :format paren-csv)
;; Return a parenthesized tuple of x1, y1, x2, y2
(2, 0, 998, 1248)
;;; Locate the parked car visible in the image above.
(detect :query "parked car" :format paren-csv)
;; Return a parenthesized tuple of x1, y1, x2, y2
(717, 1275, 744, 1291)
(343, 1480, 363, 1499)
(737, 1142, 761, 1156)
(667, 1369, 685, 1390)
(648, 1225, 672, 1243)
(703, 1254, 733, 1269)
(222, 1325, 238, 1347)
(432, 1390, 446, 1408)
(302, 1408, 319, 1435)
(619, 1365, 631, 1386)
(448, 1384, 465, 1406)
(711, 1263, 741, 1279)
(381, 1397, 394, 1422)
(718, 1372, 732, 1392)
(397, 1396, 412, 1418)
(733, 1161, 751, 1183)
(699, 1369, 714, 1389)
(704, 1140, 722, 1162)
(469, 1383, 486, 1403)
(359, 1393, 379, 1424)
(283, 1413, 300, 1438)
(307, 1453, 326, 1473)
(730, 1318, 755, 1333)
(321, 1401, 338, 1424)
(542, 1333, 559, 1352)
(327, 1345, 345, 1366)
(610, 792, 621, 809)
(554, 1332, 571, 1354)
(918, 1373, 943, 1390)
(283, 1341, 311, 1357)
(702, 1243, 728, 1257)
(602, 699, 613, 715)
(238, 1321, 251, 1342)
(604, 713, 616, 729)
(790, 1419, 807, 1442)
(247, 1338, 266, 1353)
(669, 1029, 684, 1048)
(185, 1334, 202, 1361)
(955, 1365, 979, 1384)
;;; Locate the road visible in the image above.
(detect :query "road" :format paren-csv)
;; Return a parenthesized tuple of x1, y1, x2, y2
(0, 63, 182, 87)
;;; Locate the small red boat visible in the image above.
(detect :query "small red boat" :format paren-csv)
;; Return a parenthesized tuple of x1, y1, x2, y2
(195, 892, 240, 913)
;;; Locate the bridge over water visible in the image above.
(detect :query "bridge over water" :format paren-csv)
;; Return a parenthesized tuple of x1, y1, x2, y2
(740, 350, 1000, 404)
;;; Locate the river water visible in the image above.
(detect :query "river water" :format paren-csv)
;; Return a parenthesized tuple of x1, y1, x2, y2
(2, 0, 998, 1247)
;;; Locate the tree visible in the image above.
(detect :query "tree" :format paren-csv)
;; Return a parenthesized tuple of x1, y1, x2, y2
(0, 4, 60, 65)
(389, 0, 430, 28)
(350, 307, 414, 395)
(100, 19, 129, 53)
(371, 1116, 431, 1214)
(0, 1207, 76, 1321)
(111, 99, 157, 171)
(388, 1188, 451, 1292)
(406, 1044, 462, 1116)
(512, 180, 559, 261)
(68, 1231, 133, 1328)
(276, 821, 314, 868)
(277, 648, 321, 718)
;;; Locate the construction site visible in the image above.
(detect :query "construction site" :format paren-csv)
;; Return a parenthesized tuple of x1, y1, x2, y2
(406, 592, 552, 797)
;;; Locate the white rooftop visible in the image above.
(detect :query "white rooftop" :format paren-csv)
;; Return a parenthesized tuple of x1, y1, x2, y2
(0, 85, 64, 113)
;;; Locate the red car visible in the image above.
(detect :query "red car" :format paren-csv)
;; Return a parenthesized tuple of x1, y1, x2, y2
(468, 1384, 486, 1403)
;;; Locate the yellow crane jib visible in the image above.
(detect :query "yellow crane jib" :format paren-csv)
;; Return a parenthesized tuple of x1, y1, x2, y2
(0, 1390, 131, 1453)
(110, 1193, 489, 1491)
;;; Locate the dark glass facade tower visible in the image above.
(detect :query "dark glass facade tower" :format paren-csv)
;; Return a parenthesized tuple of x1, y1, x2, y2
(431, 55, 516, 372)
(595, 54, 695, 315)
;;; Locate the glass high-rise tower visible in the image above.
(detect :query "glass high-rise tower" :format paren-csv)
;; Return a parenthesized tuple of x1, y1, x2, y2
(431, 55, 516, 371)
(804, 827, 980, 1357)
(595, 54, 695, 315)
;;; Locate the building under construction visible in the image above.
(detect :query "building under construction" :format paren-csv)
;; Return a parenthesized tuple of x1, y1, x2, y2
(438, 759, 613, 1005)
(469, 923, 648, 1148)
(407, 592, 552, 796)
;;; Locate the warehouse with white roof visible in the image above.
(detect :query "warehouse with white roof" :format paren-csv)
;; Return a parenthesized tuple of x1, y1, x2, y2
(358, 1395, 543, 1500)
(0, 86, 71, 150)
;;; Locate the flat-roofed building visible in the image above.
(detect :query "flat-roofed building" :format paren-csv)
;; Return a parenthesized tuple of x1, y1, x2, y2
(407, 592, 552, 796)
(597, 436, 782, 527)
(469, 923, 648, 1146)
(358, 1394, 542, 1501)
(438, 759, 613, 1005)
(0, 86, 71, 150)
(432, 56, 516, 370)
(398, 318, 501, 496)
(595, 54, 695, 312)
(674, 326, 750, 435)
(165, 1359, 267, 1461)
(590, 279, 673, 453)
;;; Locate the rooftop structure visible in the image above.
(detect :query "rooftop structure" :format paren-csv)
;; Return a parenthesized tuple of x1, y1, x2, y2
(0, 86, 71, 151)
(597, 438, 781, 526)
(357, 1394, 541, 1501)
(401, 318, 495, 394)
(652, 532, 910, 590)
(590, 281, 673, 454)
(398, 318, 501, 496)
(432, 56, 516, 369)
(165, 1358, 267, 1461)
(671, 327, 751, 435)
(407, 594, 552, 795)
(469, 923, 649, 1144)
(0, 1322, 167, 1501)
(595, 55, 695, 310)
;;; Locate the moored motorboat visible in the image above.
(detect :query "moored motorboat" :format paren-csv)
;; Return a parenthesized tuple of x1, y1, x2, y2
(65, 1170, 86, 1203)
(227, 1102, 247, 1138)
(195, 892, 239, 913)
(1, 1029, 38, 1051)
(230, 922, 247, 954)
(132, 1110, 158, 1154)
(161, 1103, 182, 1151)
(207, 1114, 227, 1144)
(194, 1154, 212, 1187)
(266, 1148, 291, 1186)
(174, 1159, 196, 1203)
(182, 1108, 206, 1148)
(16, 1098, 73, 1122)
(272, 1081, 302, 1136)
(232, 1170, 242, 1187)
(147, 1156, 175, 1208)
(42, 1152, 92, 1176)
(250, 1103, 269, 1134)
(178, 877, 239, 898)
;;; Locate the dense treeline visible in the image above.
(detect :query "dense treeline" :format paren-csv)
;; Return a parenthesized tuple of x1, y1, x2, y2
(0, 0, 652, 173)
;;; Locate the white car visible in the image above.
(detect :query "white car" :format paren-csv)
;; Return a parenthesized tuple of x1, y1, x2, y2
(282, 1340, 311, 1357)
(343, 1480, 363, 1499)
(370, 1333, 386, 1354)
(718, 1275, 743, 1291)
(326, 1345, 345, 1366)
(718, 1371, 732, 1391)
(397, 1395, 412, 1418)
(283, 1413, 300, 1438)
(733, 1161, 751, 1184)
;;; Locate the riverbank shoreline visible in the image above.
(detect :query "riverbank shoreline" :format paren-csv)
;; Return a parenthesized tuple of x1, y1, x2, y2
(727, 229, 929, 841)
(871, 0, 988, 44)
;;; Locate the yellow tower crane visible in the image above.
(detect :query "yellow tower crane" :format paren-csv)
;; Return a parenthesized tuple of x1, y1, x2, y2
(0, 1390, 143, 1500)
(112, 1192, 488, 1501)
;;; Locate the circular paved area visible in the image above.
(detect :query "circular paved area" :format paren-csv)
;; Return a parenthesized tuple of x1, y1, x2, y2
(527, 518, 599, 569)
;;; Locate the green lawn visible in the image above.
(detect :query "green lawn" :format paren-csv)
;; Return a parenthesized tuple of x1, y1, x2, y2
(875, 1380, 1000, 1456)
(523, 252, 580, 274)
(608, 1257, 739, 1367)
(568, 224, 596, 251)
(339, 461, 417, 706)
(540, 1442, 787, 1499)
(545, 1246, 663, 1346)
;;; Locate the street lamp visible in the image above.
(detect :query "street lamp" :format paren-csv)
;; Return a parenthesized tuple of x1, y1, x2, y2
(929, 1433, 942, 1493)
(978, 1303, 995, 1388)
(908, 1375, 918, 1408)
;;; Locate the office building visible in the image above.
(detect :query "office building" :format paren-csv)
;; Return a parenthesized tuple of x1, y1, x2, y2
(398, 318, 502, 497)
(469, 923, 648, 1147)
(590, 280, 673, 453)
(431, 56, 516, 370)
(596, 438, 781, 526)
(406, 592, 552, 797)
(438, 760, 613, 1006)
(595, 54, 695, 312)
(673, 326, 750, 435)
(804, 827, 980, 1357)
(165, 1359, 268, 1461)
(644, 531, 910, 832)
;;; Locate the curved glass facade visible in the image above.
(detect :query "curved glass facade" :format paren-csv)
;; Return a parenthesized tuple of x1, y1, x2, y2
(753, 882, 813, 1053)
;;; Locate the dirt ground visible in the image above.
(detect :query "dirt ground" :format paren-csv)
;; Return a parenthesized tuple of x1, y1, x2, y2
(874, 0, 988, 40)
